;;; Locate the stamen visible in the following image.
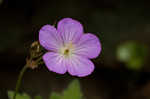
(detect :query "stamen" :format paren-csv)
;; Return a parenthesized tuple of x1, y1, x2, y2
(64, 49, 69, 55)
(59, 42, 74, 58)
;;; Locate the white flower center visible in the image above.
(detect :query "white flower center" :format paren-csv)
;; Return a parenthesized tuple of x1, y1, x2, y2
(59, 42, 74, 58)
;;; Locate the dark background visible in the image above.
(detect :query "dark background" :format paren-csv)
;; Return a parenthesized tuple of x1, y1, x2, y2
(0, 0, 150, 99)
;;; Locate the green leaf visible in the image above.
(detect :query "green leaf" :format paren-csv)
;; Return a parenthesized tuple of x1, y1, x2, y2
(62, 80, 83, 99)
(49, 79, 83, 99)
(49, 92, 61, 99)
(117, 41, 148, 70)
(34, 95, 42, 99)
(8, 91, 31, 99)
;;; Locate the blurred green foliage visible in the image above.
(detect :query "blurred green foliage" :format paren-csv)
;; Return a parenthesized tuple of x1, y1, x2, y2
(117, 41, 148, 70)
(34, 95, 42, 99)
(62, 79, 83, 99)
(8, 91, 31, 99)
(49, 93, 61, 99)
(8, 79, 83, 99)
(50, 79, 83, 99)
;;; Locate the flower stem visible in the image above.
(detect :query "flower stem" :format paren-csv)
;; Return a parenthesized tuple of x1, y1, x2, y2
(13, 65, 28, 99)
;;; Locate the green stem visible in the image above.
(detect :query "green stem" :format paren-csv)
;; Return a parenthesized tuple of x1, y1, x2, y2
(13, 65, 28, 99)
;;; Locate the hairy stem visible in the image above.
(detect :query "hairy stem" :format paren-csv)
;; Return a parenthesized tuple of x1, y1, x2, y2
(13, 65, 28, 99)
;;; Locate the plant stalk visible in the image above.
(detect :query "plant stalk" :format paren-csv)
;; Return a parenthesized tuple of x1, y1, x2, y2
(13, 65, 28, 99)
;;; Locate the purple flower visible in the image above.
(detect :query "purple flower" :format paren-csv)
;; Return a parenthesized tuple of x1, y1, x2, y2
(39, 18, 101, 77)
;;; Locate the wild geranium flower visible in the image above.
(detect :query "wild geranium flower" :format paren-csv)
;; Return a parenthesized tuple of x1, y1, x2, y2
(39, 18, 101, 77)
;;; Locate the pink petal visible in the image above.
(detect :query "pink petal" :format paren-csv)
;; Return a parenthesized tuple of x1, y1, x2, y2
(39, 25, 62, 51)
(57, 18, 83, 43)
(74, 33, 101, 59)
(43, 52, 67, 74)
(67, 55, 94, 77)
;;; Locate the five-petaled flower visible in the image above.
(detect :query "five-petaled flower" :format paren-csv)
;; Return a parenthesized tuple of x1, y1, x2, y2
(39, 18, 101, 77)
